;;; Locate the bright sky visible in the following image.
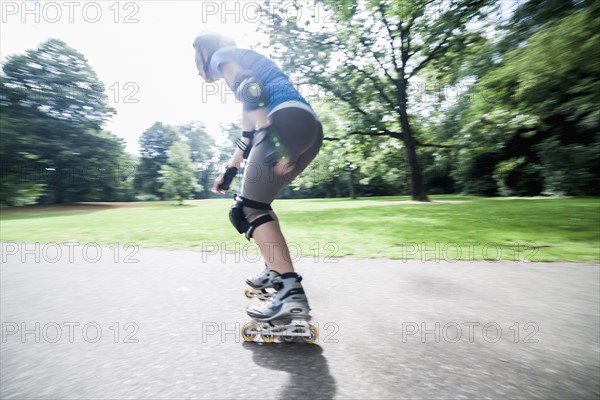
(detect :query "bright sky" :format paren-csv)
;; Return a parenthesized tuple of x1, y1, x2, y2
(0, 0, 276, 155)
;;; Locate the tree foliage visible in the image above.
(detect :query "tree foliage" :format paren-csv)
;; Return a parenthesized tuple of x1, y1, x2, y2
(2, 38, 114, 129)
(2, 3, 598, 205)
(179, 122, 215, 199)
(259, 0, 497, 200)
(158, 142, 201, 205)
(0, 40, 131, 205)
(447, 1, 600, 196)
(134, 122, 216, 200)
(134, 122, 179, 198)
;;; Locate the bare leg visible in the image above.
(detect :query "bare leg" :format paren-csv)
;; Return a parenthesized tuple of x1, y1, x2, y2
(251, 212, 294, 274)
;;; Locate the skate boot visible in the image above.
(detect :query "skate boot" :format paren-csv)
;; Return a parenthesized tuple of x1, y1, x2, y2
(244, 265, 280, 302)
(241, 273, 317, 344)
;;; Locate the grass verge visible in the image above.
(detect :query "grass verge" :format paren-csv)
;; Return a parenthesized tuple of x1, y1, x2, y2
(1, 196, 598, 262)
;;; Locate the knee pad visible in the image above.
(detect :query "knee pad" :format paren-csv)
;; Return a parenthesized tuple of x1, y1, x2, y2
(229, 194, 274, 240)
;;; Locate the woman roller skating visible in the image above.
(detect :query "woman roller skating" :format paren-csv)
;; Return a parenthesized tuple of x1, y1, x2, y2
(193, 33, 322, 343)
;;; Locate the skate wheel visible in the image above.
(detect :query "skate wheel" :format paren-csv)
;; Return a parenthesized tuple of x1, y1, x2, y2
(241, 322, 257, 342)
(282, 335, 297, 343)
(258, 289, 270, 302)
(261, 332, 275, 343)
(244, 289, 254, 299)
(302, 324, 318, 344)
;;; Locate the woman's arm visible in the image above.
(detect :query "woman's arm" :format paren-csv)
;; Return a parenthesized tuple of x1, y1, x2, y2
(220, 62, 270, 129)
(227, 112, 255, 169)
(212, 62, 276, 193)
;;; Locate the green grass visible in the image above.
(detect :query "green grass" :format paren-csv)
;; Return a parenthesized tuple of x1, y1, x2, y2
(1, 196, 599, 262)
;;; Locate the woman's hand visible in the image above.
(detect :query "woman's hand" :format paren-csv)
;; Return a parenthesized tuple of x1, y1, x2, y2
(212, 166, 238, 195)
(212, 175, 226, 195)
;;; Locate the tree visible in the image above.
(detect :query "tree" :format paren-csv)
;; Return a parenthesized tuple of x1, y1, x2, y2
(1, 82, 48, 205)
(0, 40, 129, 205)
(158, 142, 201, 205)
(178, 121, 214, 163)
(134, 122, 179, 198)
(177, 122, 215, 199)
(260, 0, 495, 201)
(449, 1, 600, 195)
(1, 38, 114, 129)
(217, 122, 242, 163)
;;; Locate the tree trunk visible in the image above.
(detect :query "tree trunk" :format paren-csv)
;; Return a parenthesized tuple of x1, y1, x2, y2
(403, 140, 429, 201)
(348, 169, 357, 199)
(398, 81, 429, 202)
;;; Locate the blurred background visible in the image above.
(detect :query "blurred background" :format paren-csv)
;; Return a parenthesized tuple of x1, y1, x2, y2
(1, 0, 598, 205)
(1, 3, 598, 399)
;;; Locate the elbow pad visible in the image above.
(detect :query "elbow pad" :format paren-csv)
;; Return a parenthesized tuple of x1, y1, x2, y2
(235, 138, 252, 159)
(236, 75, 268, 111)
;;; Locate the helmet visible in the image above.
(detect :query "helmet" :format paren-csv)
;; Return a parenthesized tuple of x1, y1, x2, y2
(193, 32, 236, 77)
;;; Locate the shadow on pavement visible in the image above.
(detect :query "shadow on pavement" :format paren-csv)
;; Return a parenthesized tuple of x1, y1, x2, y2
(242, 342, 336, 400)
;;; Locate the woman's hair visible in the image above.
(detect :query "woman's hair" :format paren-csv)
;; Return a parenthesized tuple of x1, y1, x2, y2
(193, 32, 236, 55)
(193, 32, 236, 77)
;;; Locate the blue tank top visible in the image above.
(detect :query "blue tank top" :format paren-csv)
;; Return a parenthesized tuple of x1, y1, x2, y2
(209, 47, 311, 113)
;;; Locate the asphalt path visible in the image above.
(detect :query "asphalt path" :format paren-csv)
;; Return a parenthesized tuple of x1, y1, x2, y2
(1, 243, 599, 399)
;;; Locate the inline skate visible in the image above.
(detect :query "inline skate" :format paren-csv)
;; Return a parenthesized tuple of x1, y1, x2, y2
(241, 272, 318, 344)
(243, 265, 279, 302)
